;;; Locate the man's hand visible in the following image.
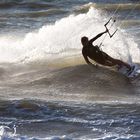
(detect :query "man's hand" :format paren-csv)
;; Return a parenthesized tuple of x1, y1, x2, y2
(105, 28, 109, 33)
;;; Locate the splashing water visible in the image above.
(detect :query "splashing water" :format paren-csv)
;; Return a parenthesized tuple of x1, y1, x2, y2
(0, 8, 139, 64)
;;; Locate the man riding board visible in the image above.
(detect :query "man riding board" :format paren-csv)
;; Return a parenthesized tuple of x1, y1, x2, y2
(81, 29, 131, 70)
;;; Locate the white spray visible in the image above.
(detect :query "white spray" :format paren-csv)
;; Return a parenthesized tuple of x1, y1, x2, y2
(0, 8, 139, 64)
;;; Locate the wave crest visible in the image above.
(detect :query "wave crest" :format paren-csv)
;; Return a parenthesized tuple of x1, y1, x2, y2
(0, 7, 139, 64)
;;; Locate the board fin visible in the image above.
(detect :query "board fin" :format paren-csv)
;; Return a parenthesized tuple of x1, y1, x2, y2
(126, 65, 135, 76)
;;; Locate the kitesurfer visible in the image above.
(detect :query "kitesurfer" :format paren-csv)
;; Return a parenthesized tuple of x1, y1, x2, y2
(81, 29, 131, 70)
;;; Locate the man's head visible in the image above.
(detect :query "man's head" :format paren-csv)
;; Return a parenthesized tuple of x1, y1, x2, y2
(81, 36, 88, 46)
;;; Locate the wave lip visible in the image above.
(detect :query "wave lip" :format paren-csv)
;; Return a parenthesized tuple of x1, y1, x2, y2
(84, 3, 140, 11)
(0, 1, 56, 9)
(1, 9, 68, 18)
(0, 7, 139, 64)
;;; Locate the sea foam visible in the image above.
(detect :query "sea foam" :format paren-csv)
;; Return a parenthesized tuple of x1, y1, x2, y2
(0, 8, 139, 64)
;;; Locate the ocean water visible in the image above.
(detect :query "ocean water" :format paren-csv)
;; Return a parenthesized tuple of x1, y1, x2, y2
(0, 0, 140, 139)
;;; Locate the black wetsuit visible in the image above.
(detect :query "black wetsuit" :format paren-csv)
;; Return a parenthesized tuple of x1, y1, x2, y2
(82, 41, 108, 65)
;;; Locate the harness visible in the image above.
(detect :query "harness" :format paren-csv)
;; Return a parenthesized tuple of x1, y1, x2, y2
(94, 45, 108, 61)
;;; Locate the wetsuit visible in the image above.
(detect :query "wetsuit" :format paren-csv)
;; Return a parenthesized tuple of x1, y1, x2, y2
(82, 41, 108, 65)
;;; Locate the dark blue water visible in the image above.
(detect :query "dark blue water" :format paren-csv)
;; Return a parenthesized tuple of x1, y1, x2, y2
(0, 0, 140, 139)
(0, 0, 140, 33)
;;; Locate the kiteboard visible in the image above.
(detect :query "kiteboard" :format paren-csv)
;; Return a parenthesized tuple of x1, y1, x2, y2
(117, 64, 140, 79)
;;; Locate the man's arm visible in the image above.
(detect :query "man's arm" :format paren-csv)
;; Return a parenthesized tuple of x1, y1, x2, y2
(89, 30, 107, 44)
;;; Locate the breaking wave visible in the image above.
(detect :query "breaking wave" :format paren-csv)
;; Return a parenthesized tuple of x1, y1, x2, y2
(0, 7, 139, 65)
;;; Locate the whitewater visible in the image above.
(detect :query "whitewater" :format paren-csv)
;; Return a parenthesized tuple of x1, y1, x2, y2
(0, 8, 139, 64)
(0, 0, 140, 140)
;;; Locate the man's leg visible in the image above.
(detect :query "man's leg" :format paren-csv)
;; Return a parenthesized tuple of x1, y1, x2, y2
(104, 60, 116, 66)
(106, 55, 131, 69)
